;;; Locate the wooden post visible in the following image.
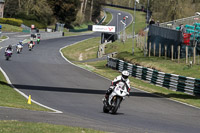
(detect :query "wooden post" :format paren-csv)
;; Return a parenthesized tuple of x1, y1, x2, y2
(178, 45, 180, 63)
(153, 43, 156, 56)
(186, 46, 188, 64)
(149, 42, 151, 57)
(136, 36, 138, 47)
(193, 46, 196, 64)
(159, 43, 161, 57)
(165, 45, 167, 59)
(141, 38, 143, 49)
(171, 45, 174, 61)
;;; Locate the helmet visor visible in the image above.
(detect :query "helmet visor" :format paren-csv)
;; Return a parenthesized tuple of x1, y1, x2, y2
(122, 75, 128, 80)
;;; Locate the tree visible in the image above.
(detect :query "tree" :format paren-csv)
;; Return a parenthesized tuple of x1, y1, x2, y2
(48, 0, 80, 28)
(4, 0, 19, 17)
(4, 0, 54, 25)
(89, 0, 93, 21)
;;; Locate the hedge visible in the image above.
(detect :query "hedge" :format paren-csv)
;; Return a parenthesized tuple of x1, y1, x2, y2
(0, 18, 23, 27)
(23, 19, 47, 29)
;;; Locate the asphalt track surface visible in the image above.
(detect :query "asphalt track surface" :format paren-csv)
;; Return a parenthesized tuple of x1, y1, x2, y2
(0, 8, 200, 133)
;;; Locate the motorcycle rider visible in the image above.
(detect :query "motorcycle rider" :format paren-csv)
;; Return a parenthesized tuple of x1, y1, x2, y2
(16, 40, 23, 49)
(104, 70, 131, 101)
(17, 40, 23, 46)
(5, 45, 13, 55)
(28, 40, 35, 47)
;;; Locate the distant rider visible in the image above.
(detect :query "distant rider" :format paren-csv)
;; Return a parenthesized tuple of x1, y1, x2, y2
(28, 40, 35, 47)
(5, 45, 13, 55)
(104, 70, 131, 101)
(16, 40, 23, 48)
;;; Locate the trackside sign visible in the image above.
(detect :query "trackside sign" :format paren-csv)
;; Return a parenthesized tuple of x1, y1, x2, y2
(92, 25, 116, 33)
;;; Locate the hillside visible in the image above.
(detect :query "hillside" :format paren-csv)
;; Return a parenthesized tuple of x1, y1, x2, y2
(105, 0, 200, 22)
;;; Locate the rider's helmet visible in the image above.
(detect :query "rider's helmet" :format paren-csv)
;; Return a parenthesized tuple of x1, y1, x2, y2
(121, 70, 129, 81)
(19, 41, 23, 44)
(8, 45, 12, 49)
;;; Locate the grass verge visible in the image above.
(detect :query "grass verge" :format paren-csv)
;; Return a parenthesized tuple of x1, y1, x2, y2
(61, 37, 100, 61)
(102, 11, 113, 25)
(0, 71, 51, 112)
(0, 23, 23, 32)
(0, 120, 105, 133)
(0, 36, 8, 42)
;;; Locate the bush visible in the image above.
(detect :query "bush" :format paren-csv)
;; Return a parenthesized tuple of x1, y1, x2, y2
(23, 19, 47, 29)
(0, 18, 46, 29)
(0, 18, 23, 26)
(14, 12, 38, 21)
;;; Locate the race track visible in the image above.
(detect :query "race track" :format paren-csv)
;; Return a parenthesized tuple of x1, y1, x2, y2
(0, 8, 200, 133)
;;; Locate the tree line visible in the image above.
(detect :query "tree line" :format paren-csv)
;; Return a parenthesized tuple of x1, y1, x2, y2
(4, 0, 104, 28)
(105, 0, 200, 23)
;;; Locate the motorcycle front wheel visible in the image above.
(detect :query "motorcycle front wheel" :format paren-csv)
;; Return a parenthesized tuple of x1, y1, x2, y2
(111, 97, 121, 114)
(103, 104, 109, 113)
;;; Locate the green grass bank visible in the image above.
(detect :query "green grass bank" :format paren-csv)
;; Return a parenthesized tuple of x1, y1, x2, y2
(0, 121, 105, 133)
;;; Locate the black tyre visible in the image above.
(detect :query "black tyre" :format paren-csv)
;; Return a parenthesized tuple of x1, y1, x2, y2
(6, 56, 9, 60)
(111, 97, 121, 114)
(103, 105, 109, 113)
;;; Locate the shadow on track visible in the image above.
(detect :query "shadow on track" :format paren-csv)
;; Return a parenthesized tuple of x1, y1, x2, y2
(13, 84, 160, 98)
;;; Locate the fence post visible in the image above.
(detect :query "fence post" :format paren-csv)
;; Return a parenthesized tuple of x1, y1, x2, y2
(149, 42, 151, 57)
(193, 46, 196, 64)
(159, 43, 161, 57)
(165, 45, 167, 59)
(136, 36, 138, 47)
(171, 45, 174, 61)
(186, 46, 188, 64)
(154, 43, 156, 56)
(178, 45, 180, 63)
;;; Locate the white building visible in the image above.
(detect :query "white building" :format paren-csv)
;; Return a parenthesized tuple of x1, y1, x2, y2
(0, 0, 4, 18)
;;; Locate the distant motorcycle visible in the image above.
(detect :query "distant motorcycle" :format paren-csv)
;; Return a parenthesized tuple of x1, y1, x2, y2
(37, 38, 40, 44)
(103, 81, 129, 114)
(16, 45, 23, 54)
(28, 43, 33, 51)
(5, 50, 12, 60)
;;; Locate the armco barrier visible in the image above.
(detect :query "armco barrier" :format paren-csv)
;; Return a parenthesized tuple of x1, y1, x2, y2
(107, 57, 200, 96)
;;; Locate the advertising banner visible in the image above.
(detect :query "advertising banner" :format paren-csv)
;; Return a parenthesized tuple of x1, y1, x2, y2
(92, 25, 116, 33)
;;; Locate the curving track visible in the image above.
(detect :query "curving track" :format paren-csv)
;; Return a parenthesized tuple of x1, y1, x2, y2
(0, 8, 200, 133)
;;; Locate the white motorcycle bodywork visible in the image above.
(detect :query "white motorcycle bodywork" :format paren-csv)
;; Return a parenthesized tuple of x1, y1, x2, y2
(29, 43, 33, 51)
(16, 45, 23, 53)
(108, 81, 129, 106)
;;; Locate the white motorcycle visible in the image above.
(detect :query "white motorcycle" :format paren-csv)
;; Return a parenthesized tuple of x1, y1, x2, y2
(103, 81, 129, 114)
(28, 43, 33, 51)
(16, 45, 23, 54)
